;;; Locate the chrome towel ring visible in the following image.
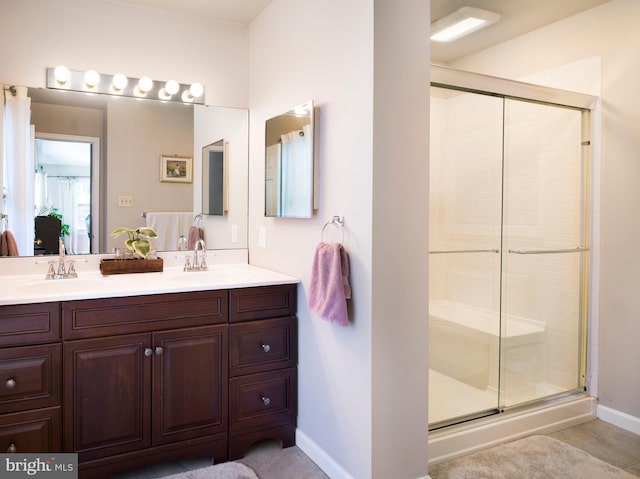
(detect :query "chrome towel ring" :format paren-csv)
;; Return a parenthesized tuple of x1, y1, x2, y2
(321, 216, 344, 245)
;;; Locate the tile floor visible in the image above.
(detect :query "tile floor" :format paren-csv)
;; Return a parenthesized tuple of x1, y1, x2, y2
(111, 419, 639, 478)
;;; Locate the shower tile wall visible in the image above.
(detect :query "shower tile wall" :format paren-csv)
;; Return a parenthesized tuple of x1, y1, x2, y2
(430, 92, 503, 313)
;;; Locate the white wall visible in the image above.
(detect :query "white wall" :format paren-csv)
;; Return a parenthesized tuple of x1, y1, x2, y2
(249, 1, 429, 478)
(451, 0, 640, 422)
(0, 0, 249, 108)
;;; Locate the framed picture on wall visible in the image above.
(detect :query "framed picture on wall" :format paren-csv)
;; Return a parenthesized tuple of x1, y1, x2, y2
(160, 155, 192, 183)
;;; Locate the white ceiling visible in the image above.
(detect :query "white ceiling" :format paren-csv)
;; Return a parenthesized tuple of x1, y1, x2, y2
(111, 0, 274, 25)
(112, 0, 610, 62)
(430, 0, 611, 64)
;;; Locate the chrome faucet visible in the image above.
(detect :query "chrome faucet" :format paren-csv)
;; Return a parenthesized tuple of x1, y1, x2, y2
(45, 238, 77, 279)
(177, 235, 188, 251)
(184, 238, 208, 272)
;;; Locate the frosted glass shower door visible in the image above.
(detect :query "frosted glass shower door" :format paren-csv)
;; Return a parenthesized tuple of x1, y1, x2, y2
(500, 99, 587, 407)
(428, 87, 504, 425)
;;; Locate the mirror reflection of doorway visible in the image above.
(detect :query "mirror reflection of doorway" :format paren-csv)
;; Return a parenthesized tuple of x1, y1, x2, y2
(34, 134, 100, 254)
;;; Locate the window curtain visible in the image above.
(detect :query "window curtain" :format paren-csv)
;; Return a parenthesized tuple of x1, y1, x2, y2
(280, 124, 312, 217)
(2, 86, 34, 255)
(47, 176, 90, 254)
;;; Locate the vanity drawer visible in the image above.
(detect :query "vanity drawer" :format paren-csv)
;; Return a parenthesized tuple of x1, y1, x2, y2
(229, 285, 297, 323)
(62, 290, 228, 339)
(0, 303, 60, 347)
(0, 407, 62, 453)
(229, 316, 297, 377)
(0, 344, 61, 414)
(229, 368, 297, 435)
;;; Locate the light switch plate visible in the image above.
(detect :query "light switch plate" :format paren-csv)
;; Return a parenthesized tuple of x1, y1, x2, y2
(118, 195, 134, 207)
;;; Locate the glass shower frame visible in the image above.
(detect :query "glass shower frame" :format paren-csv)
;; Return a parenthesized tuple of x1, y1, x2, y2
(428, 66, 594, 429)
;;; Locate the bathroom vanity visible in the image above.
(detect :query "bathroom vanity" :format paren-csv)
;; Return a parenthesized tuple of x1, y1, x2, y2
(0, 262, 298, 478)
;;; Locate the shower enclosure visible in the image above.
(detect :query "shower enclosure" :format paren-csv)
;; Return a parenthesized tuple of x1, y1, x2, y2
(428, 67, 593, 428)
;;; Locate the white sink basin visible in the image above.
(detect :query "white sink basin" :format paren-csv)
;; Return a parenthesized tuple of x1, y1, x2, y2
(168, 270, 254, 284)
(16, 278, 107, 293)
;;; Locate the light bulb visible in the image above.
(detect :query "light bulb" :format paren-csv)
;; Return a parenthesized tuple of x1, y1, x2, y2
(138, 76, 153, 93)
(188, 82, 204, 98)
(54, 65, 70, 84)
(84, 70, 100, 87)
(165, 80, 179, 95)
(112, 73, 128, 91)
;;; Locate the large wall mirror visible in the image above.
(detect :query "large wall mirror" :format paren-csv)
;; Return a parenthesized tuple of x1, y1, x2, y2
(265, 100, 315, 218)
(1, 85, 248, 257)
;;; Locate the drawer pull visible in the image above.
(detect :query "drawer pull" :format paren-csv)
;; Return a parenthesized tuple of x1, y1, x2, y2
(261, 396, 271, 406)
(7, 443, 16, 453)
(144, 348, 153, 357)
(155, 347, 164, 356)
(261, 344, 271, 353)
(5, 378, 16, 389)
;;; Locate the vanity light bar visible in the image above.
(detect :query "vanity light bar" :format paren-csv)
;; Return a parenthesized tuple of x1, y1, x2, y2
(46, 67, 205, 105)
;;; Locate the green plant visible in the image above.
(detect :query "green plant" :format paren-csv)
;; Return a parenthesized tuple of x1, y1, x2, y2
(111, 227, 158, 259)
(47, 209, 69, 236)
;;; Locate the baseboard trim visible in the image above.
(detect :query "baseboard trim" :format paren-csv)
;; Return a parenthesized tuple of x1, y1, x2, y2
(428, 395, 596, 465)
(296, 429, 433, 479)
(597, 405, 640, 435)
(295, 429, 355, 479)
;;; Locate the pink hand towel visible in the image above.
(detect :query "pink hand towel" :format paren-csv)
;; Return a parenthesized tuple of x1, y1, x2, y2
(308, 242, 351, 326)
(187, 226, 204, 250)
(1, 230, 19, 256)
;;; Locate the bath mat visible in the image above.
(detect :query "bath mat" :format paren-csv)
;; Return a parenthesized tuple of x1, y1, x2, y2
(159, 461, 258, 479)
(429, 435, 639, 479)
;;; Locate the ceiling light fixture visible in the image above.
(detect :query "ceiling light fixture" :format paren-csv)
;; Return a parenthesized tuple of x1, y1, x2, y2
(431, 6, 500, 43)
(45, 67, 205, 104)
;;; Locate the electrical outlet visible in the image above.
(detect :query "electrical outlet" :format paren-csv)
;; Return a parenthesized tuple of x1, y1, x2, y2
(118, 195, 134, 207)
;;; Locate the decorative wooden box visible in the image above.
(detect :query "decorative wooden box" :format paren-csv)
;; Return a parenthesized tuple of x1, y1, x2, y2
(100, 258, 163, 275)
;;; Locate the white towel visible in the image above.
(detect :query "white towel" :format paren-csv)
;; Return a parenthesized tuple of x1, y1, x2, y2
(179, 212, 195, 239)
(145, 212, 181, 251)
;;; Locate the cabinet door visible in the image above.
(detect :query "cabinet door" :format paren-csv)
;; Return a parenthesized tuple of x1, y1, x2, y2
(152, 325, 228, 446)
(63, 334, 151, 460)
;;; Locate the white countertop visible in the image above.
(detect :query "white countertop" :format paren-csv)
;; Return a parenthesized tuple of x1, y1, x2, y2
(0, 253, 299, 306)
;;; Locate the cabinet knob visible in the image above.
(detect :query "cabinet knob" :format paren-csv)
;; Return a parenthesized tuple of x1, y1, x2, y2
(261, 344, 271, 353)
(261, 396, 271, 406)
(7, 443, 16, 453)
(5, 378, 16, 389)
(144, 348, 153, 357)
(155, 347, 163, 356)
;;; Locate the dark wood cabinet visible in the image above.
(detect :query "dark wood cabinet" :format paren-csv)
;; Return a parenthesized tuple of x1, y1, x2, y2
(63, 333, 152, 461)
(62, 291, 229, 478)
(152, 326, 228, 446)
(228, 284, 298, 460)
(0, 407, 61, 454)
(0, 303, 62, 455)
(0, 282, 297, 476)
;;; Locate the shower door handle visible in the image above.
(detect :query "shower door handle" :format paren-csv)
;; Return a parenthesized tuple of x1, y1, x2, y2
(429, 249, 500, 254)
(507, 246, 590, 255)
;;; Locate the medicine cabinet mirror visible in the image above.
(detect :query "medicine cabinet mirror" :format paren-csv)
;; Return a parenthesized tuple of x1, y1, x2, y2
(265, 100, 315, 218)
(202, 139, 226, 215)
